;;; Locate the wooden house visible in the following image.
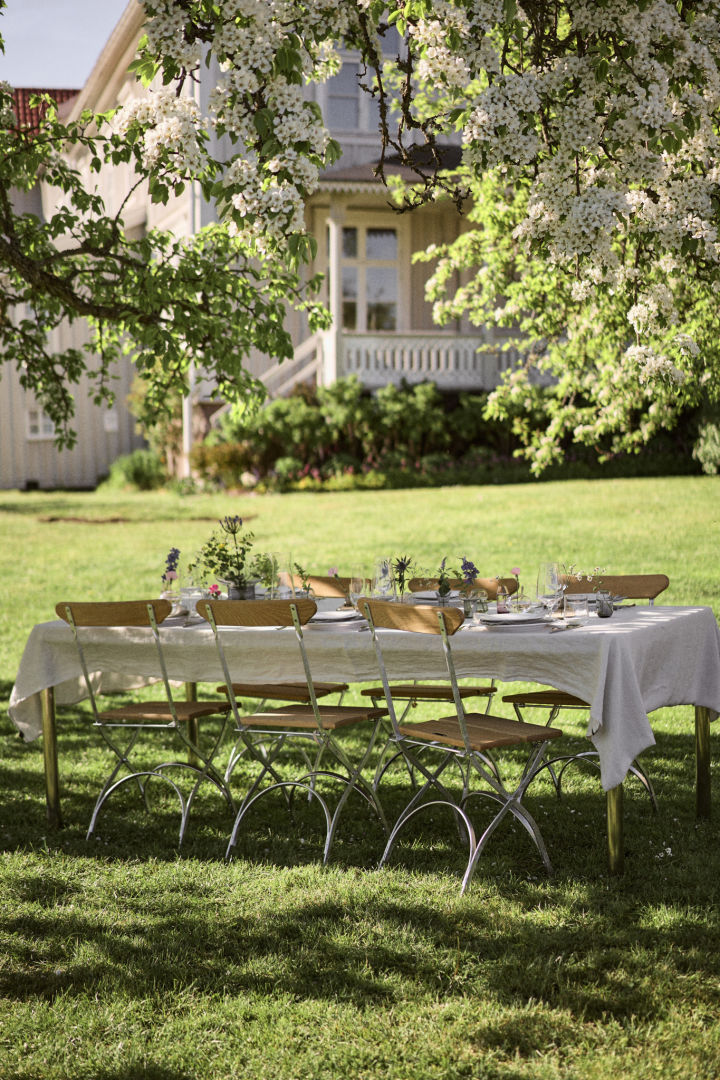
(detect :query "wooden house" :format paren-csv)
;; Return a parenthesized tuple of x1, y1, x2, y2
(1, 2, 511, 488)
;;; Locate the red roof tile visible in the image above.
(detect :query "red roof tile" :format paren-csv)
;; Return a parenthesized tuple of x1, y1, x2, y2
(11, 88, 80, 134)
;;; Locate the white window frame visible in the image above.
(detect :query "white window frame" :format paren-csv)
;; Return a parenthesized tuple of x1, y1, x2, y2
(26, 408, 56, 441)
(324, 213, 410, 333)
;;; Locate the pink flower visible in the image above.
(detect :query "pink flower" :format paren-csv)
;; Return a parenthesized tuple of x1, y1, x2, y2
(208, 584, 221, 598)
(165, 569, 178, 581)
(511, 567, 521, 577)
(328, 566, 339, 577)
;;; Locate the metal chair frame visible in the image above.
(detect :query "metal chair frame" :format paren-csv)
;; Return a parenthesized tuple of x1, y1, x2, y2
(361, 599, 563, 892)
(56, 600, 234, 844)
(198, 598, 388, 863)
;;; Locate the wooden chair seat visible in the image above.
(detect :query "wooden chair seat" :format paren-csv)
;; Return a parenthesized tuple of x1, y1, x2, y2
(398, 713, 563, 751)
(240, 704, 387, 730)
(217, 681, 349, 702)
(502, 690, 588, 709)
(97, 700, 228, 724)
(362, 683, 493, 702)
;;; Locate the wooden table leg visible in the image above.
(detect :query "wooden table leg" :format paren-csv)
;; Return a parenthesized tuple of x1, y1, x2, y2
(185, 682, 199, 766)
(695, 705, 711, 819)
(607, 783, 624, 875)
(41, 687, 62, 829)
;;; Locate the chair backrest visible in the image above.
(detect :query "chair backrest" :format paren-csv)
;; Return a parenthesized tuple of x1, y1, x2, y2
(561, 574, 669, 604)
(360, 598, 471, 748)
(196, 598, 316, 627)
(288, 574, 350, 598)
(55, 599, 174, 722)
(197, 598, 328, 725)
(408, 576, 518, 599)
(360, 598, 465, 636)
(55, 600, 172, 627)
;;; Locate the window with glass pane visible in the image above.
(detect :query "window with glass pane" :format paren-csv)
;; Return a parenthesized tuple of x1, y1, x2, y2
(26, 409, 55, 440)
(327, 63, 360, 129)
(366, 228, 397, 260)
(342, 227, 358, 258)
(367, 267, 397, 331)
(342, 267, 358, 330)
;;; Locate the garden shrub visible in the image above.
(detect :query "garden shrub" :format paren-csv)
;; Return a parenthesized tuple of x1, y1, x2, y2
(693, 410, 720, 475)
(189, 375, 701, 493)
(103, 449, 166, 491)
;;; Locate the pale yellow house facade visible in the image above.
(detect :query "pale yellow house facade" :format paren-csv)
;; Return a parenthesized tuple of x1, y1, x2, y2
(2, 2, 512, 489)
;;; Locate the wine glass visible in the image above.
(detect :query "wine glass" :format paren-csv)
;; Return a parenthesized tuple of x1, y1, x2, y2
(349, 569, 366, 610)
(537, 562, 564, 618)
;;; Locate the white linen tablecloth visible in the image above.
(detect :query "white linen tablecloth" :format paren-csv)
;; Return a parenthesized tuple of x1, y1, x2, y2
(8, 606, 720, 791)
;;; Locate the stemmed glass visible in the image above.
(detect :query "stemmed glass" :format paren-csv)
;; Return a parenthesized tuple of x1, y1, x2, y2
(349, 569, 366, 610)
(536, 562, 565, 618)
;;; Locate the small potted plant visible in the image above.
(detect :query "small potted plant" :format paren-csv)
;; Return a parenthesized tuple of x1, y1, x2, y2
(189, 516, 261, 599)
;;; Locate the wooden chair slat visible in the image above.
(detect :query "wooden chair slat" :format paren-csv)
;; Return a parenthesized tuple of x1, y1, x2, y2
(56, 600, 172, 627)
(408, 576, 518, 599)
(197, 598, 317, 627)
(561, 573, 669, 600)
(360, 598, 465, 636)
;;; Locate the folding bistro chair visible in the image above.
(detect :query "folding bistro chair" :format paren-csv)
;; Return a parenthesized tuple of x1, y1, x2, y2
(56, 600, 234, 843)
(197, 598, 388, 863)
(361, 599, 563, 892)
(501, 574, 669, 805)
(359, 576, 518, 788)
(290, 574, 354, 600)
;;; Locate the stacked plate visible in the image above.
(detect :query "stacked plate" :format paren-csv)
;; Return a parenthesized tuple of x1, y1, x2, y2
(309, 608, 365, 625)
(475, 611, 549, 631)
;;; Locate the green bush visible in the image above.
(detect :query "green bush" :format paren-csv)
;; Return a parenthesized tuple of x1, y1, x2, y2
(693, 413, 720, 475)
(103, 449, 166, 491)
(190, 375, 700, 494)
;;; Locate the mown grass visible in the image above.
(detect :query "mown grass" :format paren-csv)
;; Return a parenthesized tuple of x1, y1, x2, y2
(1, 477, 720, 1079)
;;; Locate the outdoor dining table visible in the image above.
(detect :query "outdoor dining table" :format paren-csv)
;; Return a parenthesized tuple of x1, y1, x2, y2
(8, 604, 720, 874)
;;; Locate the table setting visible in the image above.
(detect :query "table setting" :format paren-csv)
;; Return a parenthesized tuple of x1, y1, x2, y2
(7, 528, 720, 872)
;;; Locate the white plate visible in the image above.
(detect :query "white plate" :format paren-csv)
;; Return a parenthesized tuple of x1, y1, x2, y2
(477, 611, 549, 626)
(310, 609, 363, 623)
(411, 590, 460, 601)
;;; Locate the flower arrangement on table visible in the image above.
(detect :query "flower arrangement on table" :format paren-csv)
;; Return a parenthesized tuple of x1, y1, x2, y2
(392, 554, 414, 599)
(161, 547, 181, 596)
(188, 516, 265, 598)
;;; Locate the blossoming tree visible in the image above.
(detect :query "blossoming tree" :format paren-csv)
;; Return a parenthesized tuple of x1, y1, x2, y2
(2, 0, 719, 465)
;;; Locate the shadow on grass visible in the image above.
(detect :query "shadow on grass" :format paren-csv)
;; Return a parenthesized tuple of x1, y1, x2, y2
(2, 696, 719, 1038)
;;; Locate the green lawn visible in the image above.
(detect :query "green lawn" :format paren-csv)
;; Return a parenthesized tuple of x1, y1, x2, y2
(1, 477, 720, 1079)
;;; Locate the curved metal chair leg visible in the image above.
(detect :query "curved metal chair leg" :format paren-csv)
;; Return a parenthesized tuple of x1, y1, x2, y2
(87, 769, 186, 840)
(379, 799, 477, 876)
(225, 780, 333, 861)
(463, 789, 553, 883)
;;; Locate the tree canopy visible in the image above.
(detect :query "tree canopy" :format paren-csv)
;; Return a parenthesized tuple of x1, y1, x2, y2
(2, 0, 719, 464)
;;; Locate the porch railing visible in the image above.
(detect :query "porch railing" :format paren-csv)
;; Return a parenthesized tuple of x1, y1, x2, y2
(261, 331, 517, 398)
(340, 332, 515, 390)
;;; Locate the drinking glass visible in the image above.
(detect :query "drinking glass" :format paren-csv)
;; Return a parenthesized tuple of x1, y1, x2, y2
(372, 557, 394, 598)
(536, 562, 559, 599)
(563, 595, 588, 622)
(349, 569, 366, 609)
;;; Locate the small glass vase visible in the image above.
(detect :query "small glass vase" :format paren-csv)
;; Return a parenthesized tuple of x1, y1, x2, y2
(595, 590, 614, 618)
(226, 582, 255, 600)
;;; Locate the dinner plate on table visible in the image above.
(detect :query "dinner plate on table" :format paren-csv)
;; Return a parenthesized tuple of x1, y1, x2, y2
(476, 611, 550, 630)
(310, 609, 364, 623)
(411, 590, 460, 602)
